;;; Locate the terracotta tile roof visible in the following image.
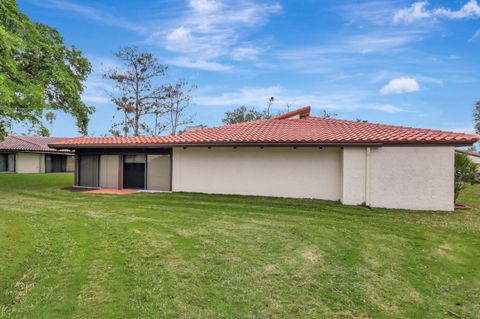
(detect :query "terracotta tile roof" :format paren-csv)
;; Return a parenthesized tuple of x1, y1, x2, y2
(50, 107, 480, 148)
(0, 136, 73, 154)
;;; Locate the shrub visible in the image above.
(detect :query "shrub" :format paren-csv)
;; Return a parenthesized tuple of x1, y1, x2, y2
(454, 153, 477, 203)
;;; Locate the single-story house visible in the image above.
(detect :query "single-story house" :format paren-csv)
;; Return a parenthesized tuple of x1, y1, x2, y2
(50, 107, 480, 211)
(455, 149, 480, 166)
(0, 136, 75, 173)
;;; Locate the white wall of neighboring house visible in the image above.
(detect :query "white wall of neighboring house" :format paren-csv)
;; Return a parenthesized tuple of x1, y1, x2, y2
(467, 154, 480, 166)
(15, 152, 45, 173)
(172, 147, 343, 200)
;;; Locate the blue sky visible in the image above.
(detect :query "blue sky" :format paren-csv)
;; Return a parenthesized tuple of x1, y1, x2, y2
(16, 0, 480, 137)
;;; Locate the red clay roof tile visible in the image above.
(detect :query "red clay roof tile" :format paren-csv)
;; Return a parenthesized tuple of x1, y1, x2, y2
(50, 107, 480, 148)
(0, 136, 73, 153)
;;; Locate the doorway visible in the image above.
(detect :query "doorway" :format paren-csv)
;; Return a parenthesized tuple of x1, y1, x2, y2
(123, 155, 145, 189)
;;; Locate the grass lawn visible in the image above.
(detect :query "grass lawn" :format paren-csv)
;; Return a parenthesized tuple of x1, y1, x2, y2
(0, 174, 479, 318)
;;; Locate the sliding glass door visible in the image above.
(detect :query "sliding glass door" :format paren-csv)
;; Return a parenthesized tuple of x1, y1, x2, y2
(123, 155, 146, 189)
(0, 154, 6, 172)
(46, 155, 67, 173)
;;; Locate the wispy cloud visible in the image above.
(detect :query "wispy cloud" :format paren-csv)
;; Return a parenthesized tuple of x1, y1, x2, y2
(81, 56, 122, 106)
(195, 86, 407, 113)
(147, 0, 281, 70)
(444, 126, 475, 134)
(394, 0, 480, 24)
(471, 29, 480, 41)
(339, 1, 405, 26)
(27, 0, 281, 72)
(376, 104, 408, 113)
(167, 57, 234, 72)
(29, 0, 145, 32)
(380, 77, 420, 94)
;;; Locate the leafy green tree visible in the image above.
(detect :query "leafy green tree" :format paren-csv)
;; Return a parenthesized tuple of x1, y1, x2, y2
(222, 97, 277, 125)
(0, 0, 93, 139)
(222, 106, 270, 125)
(454, 153, 477, 203)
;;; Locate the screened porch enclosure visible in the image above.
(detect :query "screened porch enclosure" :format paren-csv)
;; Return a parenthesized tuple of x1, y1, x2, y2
(76, 149, 171, 191)
(45, 154, 68, 173)
(0, 154, 15, 172)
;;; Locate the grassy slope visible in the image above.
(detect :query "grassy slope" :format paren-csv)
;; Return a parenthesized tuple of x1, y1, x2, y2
(0, 173, 479, 319)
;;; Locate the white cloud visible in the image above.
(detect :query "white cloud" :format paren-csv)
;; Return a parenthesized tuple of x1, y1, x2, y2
(195, 86, 407, 113)
(189, 0, 222, 13)
(471, 29, 480, 40)
(346, 32, 424, 54)
(380, 77, 420, 94)
(158, 0, 281, 69)
(434, 0, 480, 19)
(393, 1, 432, 23)
(394, 0, 480, 23)
(231, 47, 262, 61)
(167, 57, 233, 72)
(82, 78, 112, 105)
(30, 0, 280, 71)
(375, 104, 407, 113)
(80, 56, 123, 106)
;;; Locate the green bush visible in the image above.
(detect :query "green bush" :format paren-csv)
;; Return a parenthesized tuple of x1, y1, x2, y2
(454, 153, 477, 203)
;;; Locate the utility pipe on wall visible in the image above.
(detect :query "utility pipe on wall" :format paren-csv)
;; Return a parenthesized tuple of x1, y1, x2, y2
(365, 147, 371, 207)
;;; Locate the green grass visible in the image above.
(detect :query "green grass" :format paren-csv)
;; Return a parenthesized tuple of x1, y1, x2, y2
(0, 173, 479, 318)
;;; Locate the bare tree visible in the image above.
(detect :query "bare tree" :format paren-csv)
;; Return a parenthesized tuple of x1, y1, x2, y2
(265, 96, 275, 117)
(474, 100, 480, 135)
(104, 46, 166, 137)
(162, 80, 195, 136)
(45, 112, 56, 135)
(319, 110, 338, 119)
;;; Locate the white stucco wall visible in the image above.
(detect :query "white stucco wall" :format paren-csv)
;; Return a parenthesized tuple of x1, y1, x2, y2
(341, 148, 367, 205)
(15, 153, 44, 173)
(172, 147, 342, 200)
(369, 146, 454, 211)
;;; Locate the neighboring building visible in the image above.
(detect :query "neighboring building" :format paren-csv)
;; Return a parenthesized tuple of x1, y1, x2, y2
(50, 107, 480, 211)
(0, 136, 75, 173)
(455, 149, 480, 166)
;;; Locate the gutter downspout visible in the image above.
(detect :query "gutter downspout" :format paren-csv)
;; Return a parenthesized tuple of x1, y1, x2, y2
(365, 147, 371, 208)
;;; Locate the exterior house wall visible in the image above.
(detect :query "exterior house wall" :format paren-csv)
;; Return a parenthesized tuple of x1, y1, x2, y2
(369, 146, 454, 211)
(15, 153, 45, 173)
(100, 155, 120, 189)
(172, 147, 342, 200)
(147, 154, 171, 191)
(341, 148, 367, 205)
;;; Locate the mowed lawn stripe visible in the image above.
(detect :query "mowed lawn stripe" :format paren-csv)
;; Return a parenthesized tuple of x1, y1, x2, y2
(0, 173, 479, 318)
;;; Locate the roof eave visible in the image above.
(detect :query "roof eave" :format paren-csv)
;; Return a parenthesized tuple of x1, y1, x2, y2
(0, 149, 74, 154)
(49, 140, 478, 149)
